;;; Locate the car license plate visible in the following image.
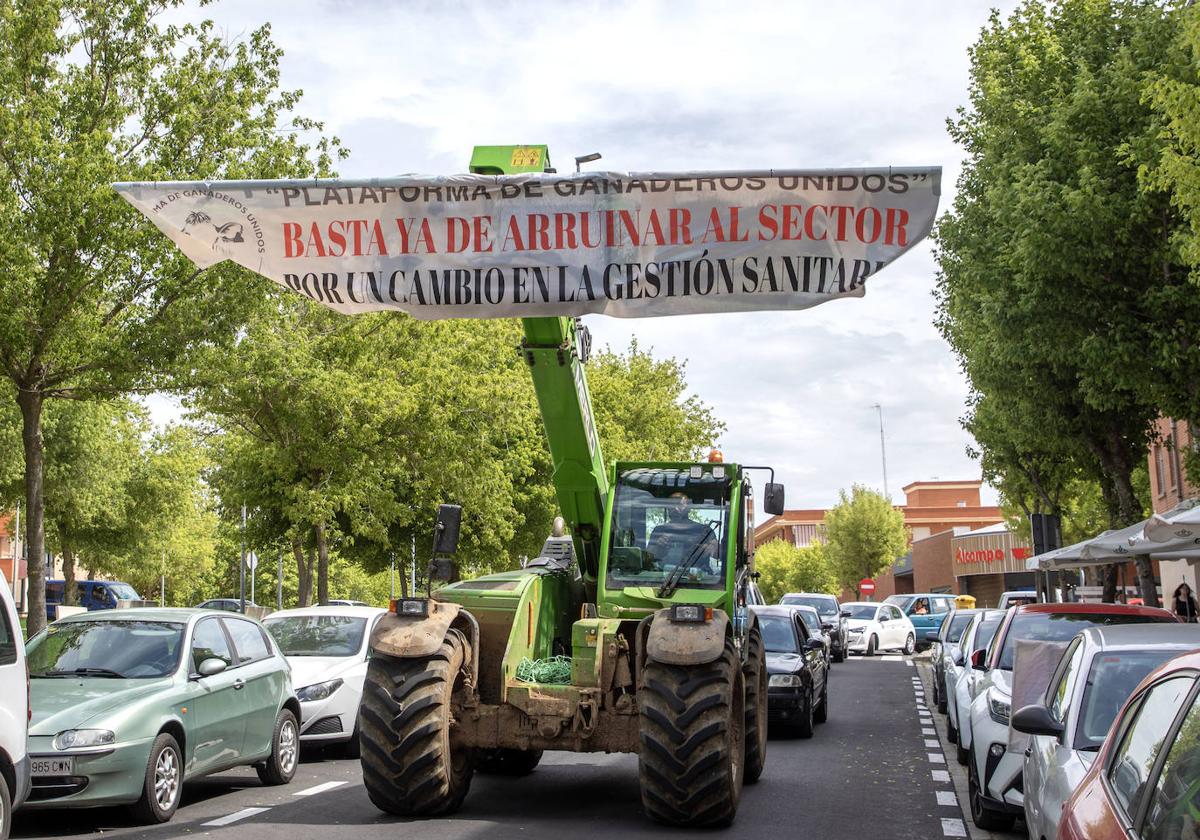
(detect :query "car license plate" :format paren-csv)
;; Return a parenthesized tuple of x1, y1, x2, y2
(31, 757, 74, 776)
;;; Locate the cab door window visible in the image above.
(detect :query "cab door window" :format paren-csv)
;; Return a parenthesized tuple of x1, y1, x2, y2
(191, 617, 234, 671)
(222, 618, 271, 664)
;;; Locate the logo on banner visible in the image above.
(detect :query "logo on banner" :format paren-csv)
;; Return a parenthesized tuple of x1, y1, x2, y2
(183, 211, 245, 247)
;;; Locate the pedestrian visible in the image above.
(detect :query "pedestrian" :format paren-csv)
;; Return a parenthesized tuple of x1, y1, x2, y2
(1172, 583, 1198, 623)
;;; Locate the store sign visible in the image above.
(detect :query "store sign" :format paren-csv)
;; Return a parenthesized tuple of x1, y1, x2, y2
(955, 546, 1031, 565)
(114, 168, 941, 320)
(953, 531, 1033, 576)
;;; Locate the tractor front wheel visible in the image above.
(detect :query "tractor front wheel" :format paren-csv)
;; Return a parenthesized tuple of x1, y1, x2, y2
(638, 637, 745, 827)
(358, 630, 474, 816)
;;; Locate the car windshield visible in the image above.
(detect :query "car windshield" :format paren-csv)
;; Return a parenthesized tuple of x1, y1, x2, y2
(945, 612, 975, 642)
(27, 620, 184, 678)
(606, 468, 730, 591)
(781, 595, 839, 618)
(1075, 650, 1179, 750)
(884, 595, 913, 609)
(108, 584, 139, 601)
(845, 604, 878, 620)
(998, 612, 1172, 670)
(264, 615, 368, 656)
(759, 616, 799, 653)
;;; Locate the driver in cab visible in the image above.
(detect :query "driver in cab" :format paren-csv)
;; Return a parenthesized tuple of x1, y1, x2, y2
(647, 492, 719, 573)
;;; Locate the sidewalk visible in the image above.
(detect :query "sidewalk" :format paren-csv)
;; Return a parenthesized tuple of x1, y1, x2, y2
(914, 655, 1021, 840)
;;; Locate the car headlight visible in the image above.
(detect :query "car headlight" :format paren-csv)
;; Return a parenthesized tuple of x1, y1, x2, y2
(768, 674, 802, 688)
(296, 678, 344, 702)
(54, 729, 116, 751)
(847, 628, 863, 636)
(988, 691, 1011, 724)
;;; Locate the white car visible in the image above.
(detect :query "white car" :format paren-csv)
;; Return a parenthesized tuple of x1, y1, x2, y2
(1015, 623, 1200, 840)
(996, 591, 1038, 610)
(841, 602, 915, 656)
(262, 606, 386, 754)
(947, 610, 1006, 762)
(965, 603, 1177, 832)
(0, 572, 29, 840)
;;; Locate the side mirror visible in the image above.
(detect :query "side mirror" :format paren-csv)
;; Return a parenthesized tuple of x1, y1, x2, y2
(970, 649, 988, 672)
(951, 646, 964, 667)
(1011, 704, 1064, 738)
(805, 638, 825, 652)
(821, 623, 834, 632)
(433, 504, 462, 555)
(840, 609, 852, 618)
(195, 658, 227, 678)
(763, 483, 785, 516)
(924, 631, 940, 642)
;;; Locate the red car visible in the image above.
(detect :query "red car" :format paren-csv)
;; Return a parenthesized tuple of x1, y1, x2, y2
(1058, 649, 1200, 840)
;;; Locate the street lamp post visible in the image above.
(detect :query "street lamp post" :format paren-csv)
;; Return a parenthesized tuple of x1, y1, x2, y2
(574, 152, 601, 173)
(871, 403, 890, 503)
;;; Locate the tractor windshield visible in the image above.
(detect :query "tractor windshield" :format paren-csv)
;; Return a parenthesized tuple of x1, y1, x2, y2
(606, 468, 730, 592)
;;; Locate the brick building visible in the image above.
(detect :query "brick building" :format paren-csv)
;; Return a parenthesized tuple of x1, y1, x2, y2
(1149, 418, 1199, 599)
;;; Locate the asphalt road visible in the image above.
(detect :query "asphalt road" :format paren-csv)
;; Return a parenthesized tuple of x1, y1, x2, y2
(14, 654, 967, 840)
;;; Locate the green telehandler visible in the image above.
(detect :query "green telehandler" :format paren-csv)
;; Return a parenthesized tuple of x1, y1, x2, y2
(357, 144, 784, 827)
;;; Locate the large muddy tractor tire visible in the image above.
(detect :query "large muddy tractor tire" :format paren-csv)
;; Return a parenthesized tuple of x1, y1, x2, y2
(474, 748, 543, 776)
(358, 630, 474, 816)
(638, 637, 745, 827)
(743, 625, 768, 784)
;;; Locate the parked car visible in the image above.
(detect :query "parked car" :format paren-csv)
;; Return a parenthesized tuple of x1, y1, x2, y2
(997, 590, 1038, 610)
(45, 580, 141, 620)
(842, 601, 916, 656)
(780, 592, 847, 662)
(0, 573, 29, 840)
(1014, 624, 1200, 840)
(929, 608, 983, 714)
(23, 608, 300, 823)
(195, 598, 259, 612)
(321, 600, 371, 608)
(884, 593, 956, 650)
(262, 605, 386, 754)
(750, 605, 829, 737)
(1058, 649, 1200, 840)
(789, 605, 833, 668)
(964, 602, 1177, 831)
(948, 610, 1006, 758)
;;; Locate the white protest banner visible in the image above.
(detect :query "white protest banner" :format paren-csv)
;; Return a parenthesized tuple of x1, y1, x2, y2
(114, 168, 940, 320)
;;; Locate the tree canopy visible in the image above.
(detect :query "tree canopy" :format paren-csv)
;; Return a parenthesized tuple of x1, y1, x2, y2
(823, 485, 909, 596)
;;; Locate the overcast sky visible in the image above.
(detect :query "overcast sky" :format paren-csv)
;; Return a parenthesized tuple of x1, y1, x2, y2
(155, 0, 1019, 510)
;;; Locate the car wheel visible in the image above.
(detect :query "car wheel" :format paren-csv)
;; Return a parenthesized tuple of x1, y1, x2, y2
(947, 720, 957, 744)
(833, 644, 845, 664)
(257, 709, 300, 786)
(967, 747, 1015, 831)
(343, 717, 361, 759)
(0, 760, 11, 840)
(813, 676, 829, 724)
(865, 635, 877, 656)
(129, 732, 183, 824)
(903, 633, 916, 656)
(793, 688, 816, 738)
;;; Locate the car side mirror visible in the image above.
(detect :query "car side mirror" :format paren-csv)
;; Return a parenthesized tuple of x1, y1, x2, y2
(195, 658, 227, 678)
(821, 623, 834, 632)
(970, 649, 988, 671)
(1011, 704, 1064, 738)
(763, 483, 785, 516)
(805, 638, 825, 652)
(840, 609, 851, 618)
(951, 646, 963, 667)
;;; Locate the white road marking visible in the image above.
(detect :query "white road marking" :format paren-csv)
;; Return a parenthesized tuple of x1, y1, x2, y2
(922, 727, 936, 735)
(932, 769, 951, 782)
(941, 817, 968, 837)
(203, 808, 271, 827)
(907, 660, 915, 667)
(928, 752, 945, 763)
(924, 739, 940, 748)
(937, 791, 958, 807)
(294, 781, 348, 796)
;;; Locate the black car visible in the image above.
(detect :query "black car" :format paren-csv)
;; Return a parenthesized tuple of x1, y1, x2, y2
(751, 605, 829, 737)
(927, 608, 981, 713)
(780, 592, 847, 662)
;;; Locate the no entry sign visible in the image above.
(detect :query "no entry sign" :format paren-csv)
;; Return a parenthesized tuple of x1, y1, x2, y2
(859, 578, 876, 596)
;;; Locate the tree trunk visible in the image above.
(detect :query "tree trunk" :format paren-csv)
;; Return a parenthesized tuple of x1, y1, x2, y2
(61, 543, 77, 606)
(17, 387, 47, 636)
(292, 536, 311, 607)
(1092, 436, 1159, 608)
(315, 521, 329, 605)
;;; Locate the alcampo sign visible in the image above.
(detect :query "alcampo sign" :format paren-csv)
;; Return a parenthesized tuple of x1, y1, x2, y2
(114, 168, 941, 320)
(952, 530, 1033, 577)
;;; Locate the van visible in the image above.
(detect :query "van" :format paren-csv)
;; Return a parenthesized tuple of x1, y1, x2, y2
(883, 593, 958, 649)
(44, 579, 142, 620)
(0, 571, 30, 839)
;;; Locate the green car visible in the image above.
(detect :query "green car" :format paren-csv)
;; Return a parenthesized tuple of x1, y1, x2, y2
(24, 608, 300, 823)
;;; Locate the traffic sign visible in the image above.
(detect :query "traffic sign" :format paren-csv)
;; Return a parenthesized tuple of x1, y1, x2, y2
(246, 551, 258, 572)
(860, 578, 876, 595)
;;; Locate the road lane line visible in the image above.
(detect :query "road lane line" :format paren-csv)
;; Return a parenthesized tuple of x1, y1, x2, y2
(940, 817, 967, 837)
(294, 781, 348, 796)
(936, 791, 957, 807)
(924, 739, 940, 748)
(202, 807, 271, 827)
(922, 727, 936, 735)
(928, 753, 945, 763)
(932, 769, 950, 782)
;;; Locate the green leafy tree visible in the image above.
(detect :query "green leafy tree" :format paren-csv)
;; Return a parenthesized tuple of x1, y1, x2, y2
(935, 0, 1192, 605)
(753, 539, 838, 604)
(824, 485, 909, 596)
(0, 0, 342, 634)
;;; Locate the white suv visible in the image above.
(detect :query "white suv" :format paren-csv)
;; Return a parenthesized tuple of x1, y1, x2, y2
(0, 572, 29, 840)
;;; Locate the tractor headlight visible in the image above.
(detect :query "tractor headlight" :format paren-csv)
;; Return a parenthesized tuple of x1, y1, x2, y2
(54, 729, 115, 751)
(670, 604, 712, 623)
(297, 678, 344, 702)
(769, 674, 802, 688)
(392, 598, 429, 617)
